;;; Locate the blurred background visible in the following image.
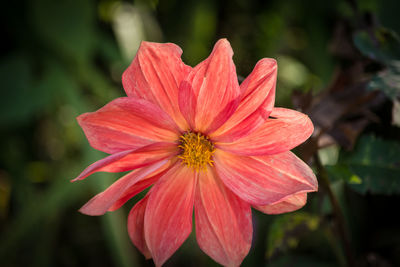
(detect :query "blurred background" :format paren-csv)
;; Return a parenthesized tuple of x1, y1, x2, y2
(1, 0, 400, 266)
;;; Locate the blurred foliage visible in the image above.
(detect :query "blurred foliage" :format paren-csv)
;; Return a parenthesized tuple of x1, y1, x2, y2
(354, 29, 400, 99)
(354, 29, 400, 64)
(327, 135, 400, 194)
(1, 0, 400, 266)
(267, 212, 320, 259)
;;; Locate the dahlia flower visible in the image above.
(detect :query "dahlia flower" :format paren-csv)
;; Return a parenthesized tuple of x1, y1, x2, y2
(73, 39, 317, 266)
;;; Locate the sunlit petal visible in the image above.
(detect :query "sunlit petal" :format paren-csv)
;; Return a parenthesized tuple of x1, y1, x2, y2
(195, 168, 252, 266)
(122, 41, 191, 130)
(127, 196, 152, 259)
(179, 39, 241, 133)
(254, 192, 307, 214)
(212, 58, 277, 142)
(72, 142, 177, 181)
(108, 161, 174, 212)
(144, 163, 197, 266)
(78, 97, 179, 154)
(214, 150, 317, 206)
(217, 107, 313, 156)
(78, 160, 171, 216)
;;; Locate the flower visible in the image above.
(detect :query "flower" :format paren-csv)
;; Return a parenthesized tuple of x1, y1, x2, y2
(73, 39, 318, 267)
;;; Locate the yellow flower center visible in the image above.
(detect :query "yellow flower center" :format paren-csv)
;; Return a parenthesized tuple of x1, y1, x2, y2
(178, 131, 215, 171)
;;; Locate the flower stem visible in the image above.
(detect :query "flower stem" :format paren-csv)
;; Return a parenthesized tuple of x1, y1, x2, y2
(314, 154, 356, 267)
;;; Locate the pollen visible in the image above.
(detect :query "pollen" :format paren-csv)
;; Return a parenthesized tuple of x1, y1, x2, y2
(178, 131, 215, 171)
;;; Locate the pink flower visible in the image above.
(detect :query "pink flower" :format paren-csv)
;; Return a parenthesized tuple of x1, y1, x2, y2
(73, 39, 317, 266)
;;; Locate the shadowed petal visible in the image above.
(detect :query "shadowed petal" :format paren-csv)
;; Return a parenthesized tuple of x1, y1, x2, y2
(195, 168, 252, 266)
(122, 41, 191, 130)
(78, 97, 180, 154)
(79, 160, 168, 216)
(179, 39, 241, 133)
(144, 163, 197, 266)
(254, 192, 307, 214)
(217, 108, 313, 156)
(72, 142, 177, 181)
(214, 150, 317, 206)
(212, 58, 277, 142)
(128, 196, 152, 259)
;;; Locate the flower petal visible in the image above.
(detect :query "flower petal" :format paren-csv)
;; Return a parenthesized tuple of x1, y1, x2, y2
(78, 97, 180, 154)
(122, 41, 191, 130)
(178, 39, 241, 133)
(79, 160, 168, 216)
(254, 192, 307, 215)
(211, 58, 277, 142)
(72, 142, 177, 181)
(195, 168, 252, 266)
(144, 163, 197, 266)
(217, 107, 314, 156)
(214, 150, 318, 206)
(127, 196, 152, 259)
(108, 161, 174, 212)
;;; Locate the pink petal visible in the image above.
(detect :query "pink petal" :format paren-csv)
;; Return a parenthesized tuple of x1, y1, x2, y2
(214, 150, 318, 206)
(211, 58, 277, 142)
(217, 107, 314, 156)
(195, 168, 252, 266)
(178, 39, 241, 133)
(78, 97, 180, 154)
(144, 163, 197, 266)
(108, 161, 173, 212)
(79, 160, 168, 216)
(72, 142, 177, 181)
(127, 196, 152, 259)
(122, 41, 191, 130)
(254, 192, 307, 215)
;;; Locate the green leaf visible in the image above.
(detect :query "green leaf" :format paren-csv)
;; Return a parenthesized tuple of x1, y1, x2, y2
(267, 212, 320, 259)
(353, 28, 400, 64)
(368, 60, 400, 100)
(329, 135, 400, 195)
(353, 28, 400, 99)
(326, 165, 362, 185)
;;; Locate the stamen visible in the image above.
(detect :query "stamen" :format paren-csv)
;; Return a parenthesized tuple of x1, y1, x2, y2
(178, 131, 215, 171)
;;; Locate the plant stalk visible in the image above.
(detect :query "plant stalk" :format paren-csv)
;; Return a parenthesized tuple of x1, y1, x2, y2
(314, 154, 356, 267)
